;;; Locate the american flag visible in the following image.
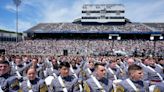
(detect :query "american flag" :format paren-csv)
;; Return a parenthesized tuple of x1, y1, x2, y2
(13, 0, 21, 7)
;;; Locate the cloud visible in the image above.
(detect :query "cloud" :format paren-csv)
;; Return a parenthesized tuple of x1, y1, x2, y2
(5, 4, 20, 13)
(35, 0, 82, 22)
(94, 0, 121, 4)
(146, 13, 164, 22)
(0, 24, 14, 32)
(40, 0, 83, 22)
(2, 0, 164, 33)
(40, 0, 122, 23)
(5, 0, 23, 13)
(125, 0, 164, 22)
(18, 20, 34, 32)
(0, 19, 33, 32)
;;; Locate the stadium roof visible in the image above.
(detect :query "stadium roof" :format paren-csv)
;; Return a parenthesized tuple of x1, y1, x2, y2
(0, 29, 17, 34)
(24, 23, 163, 34)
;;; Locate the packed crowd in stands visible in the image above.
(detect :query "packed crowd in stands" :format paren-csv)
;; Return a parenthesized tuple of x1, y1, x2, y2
(144, 23, 164, 32)
(27, 23, 162, 33)
(0, 39, 164, 57)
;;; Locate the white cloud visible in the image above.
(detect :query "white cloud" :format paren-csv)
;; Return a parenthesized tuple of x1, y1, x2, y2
(40, 0, 121, 23)
(0, 20, 33, 32)
(2, 0, 164, 33)
(18, 20, 34, 32)
(146, 13, 164, 22)
(5, 4, 21, 13)
(94, 0, 120, 4)
(125, 0, 164, 22)
(5, 0, 24, 13)
(0, 24, 14, 32)
(5, 4, 15, 12)
(40, 0, 83, 22)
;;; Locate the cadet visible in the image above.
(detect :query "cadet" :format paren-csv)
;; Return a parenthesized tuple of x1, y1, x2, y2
(22, 55, 32, 73)
(31, 57, 45, 79)
(10, 56, 27, 79)
(21, 66, 48, 92)
(84, 63, 113, 92)
(106, 59, 123, 80)
(52, 62, 79, 92)
(83, 57, 95, 80)
(121, 57, 136, 79)
(74, 56, 85, 69)
(0, 61, 22, 92)
(118, 64, 151, 92)
(0, 55, 5, 62)
(156, 58, 164, 78)
(142, 57, 164, 91)
(142, 57, 163, 82)
(44, 57, 59, 78)
(69, 59, 81, 78)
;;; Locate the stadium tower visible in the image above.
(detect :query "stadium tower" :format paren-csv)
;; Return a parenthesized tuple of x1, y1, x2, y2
(81, 4, 125, 25)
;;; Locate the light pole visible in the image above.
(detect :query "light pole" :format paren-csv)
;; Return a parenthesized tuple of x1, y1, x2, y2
(150, 35, 163, 57)
(150, 36, 155, 57)
(108, 35, 113, 51)
(13, 0, 21, 42)
(108, 35, 121, 52)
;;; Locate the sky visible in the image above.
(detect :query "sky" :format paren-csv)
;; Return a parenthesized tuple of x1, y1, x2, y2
(0, 0, 164, 32)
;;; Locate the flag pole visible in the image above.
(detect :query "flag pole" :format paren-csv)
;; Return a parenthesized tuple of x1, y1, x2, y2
(13, 0, 21, 42)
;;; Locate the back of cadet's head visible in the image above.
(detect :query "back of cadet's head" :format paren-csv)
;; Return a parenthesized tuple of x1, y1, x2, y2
(94, 62, 105, 70)
(127, 58, 135, 63)
(0, 55, 5, 62)
(26, 66, 37, 74)
(32, 57, 38, 61)
(15, 55, 22, 59)
(128, 64, 142, 73)
(109, 58, 117, 63)
(0, 60, 10, 65)
(59, 62, 70, 68)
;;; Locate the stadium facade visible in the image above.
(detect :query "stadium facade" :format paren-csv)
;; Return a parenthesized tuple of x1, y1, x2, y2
(0, 29, 22, 42)
(24, 4, 163, 40)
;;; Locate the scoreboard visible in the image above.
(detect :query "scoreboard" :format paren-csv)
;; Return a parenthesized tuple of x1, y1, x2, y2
(81, 4, 125, 23)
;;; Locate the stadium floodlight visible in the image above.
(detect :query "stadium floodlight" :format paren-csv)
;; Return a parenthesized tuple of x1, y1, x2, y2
(150, 36, 154, 40)
(13, 0, 21, 7)
(117, 36, 121, 40)
(108, 35, 112, 39)
(13, 0, 21, 42)
(159, 36, 163, 40)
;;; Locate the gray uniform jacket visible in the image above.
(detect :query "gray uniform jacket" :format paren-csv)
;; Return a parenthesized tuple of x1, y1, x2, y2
(21, 78, 47, 92)
(0, 74, 21, 92)
(106, 67, 122, 80)
(45, 67, 59, 78)
(143, 65, 163, 82)
(86, 76, 113, 92)
(52, 75, 79, 92)
(119, 78, 149, 92)
(11, 64, 27, 76)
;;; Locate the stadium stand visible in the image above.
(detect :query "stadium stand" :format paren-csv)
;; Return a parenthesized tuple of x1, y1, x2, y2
(144, 23, 164, 32)
(25, 23, 162, 33)
(0, 39, 164, 57)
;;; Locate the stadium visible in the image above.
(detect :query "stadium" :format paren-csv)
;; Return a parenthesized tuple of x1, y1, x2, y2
(0, 3, 164, 92)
